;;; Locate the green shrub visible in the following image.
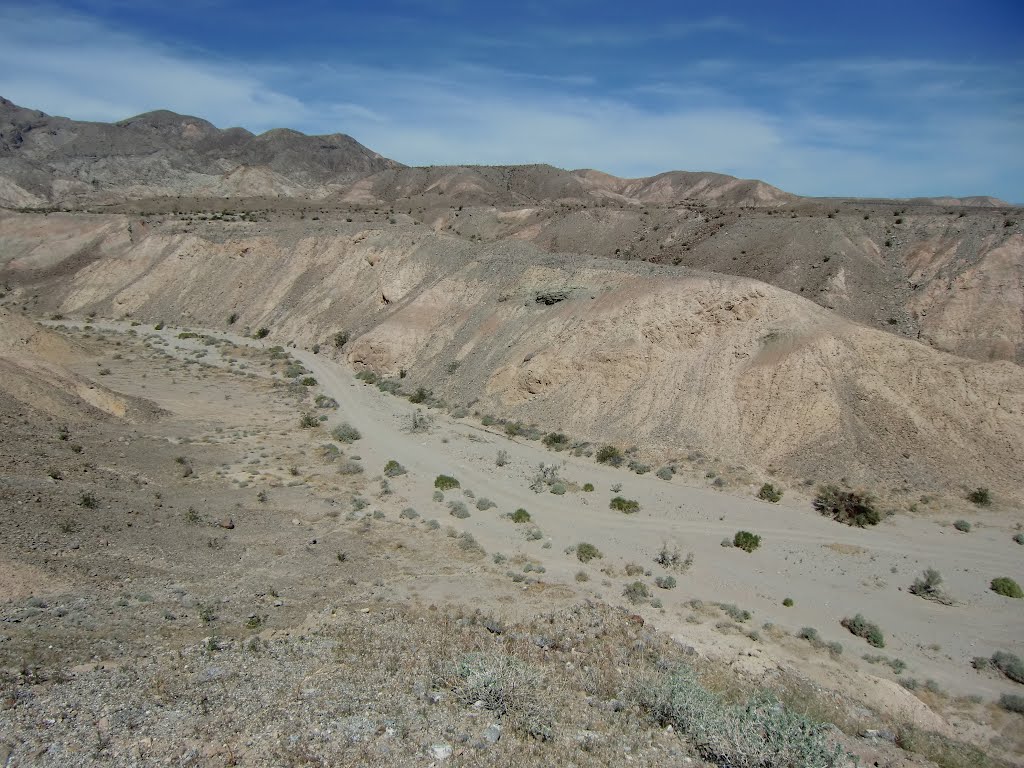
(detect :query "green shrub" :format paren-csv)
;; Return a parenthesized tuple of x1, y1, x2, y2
(331, 422, 361, 443)
(299, 413, 319, 429)
(716, 603, 751, 622)
(409, 387, 431, 404)
(333, 331, 349, 348)
(610, 496, 640, 514)
(227, 312, 238, 325)
(596, 445, 624, 466)
(577, 543, 601, 563)
(582, 483, 594, 492)
(254, 327, 270, 339)
(623, 581, 650, 604)
(655, 575, 677, 590)
(798, 627, 819, 643)
(841, 614, 885, 647)
(655, 466, 675, 481)
(990, 577, 1023, 598)
(757, 483, 782, 503)
(733, 531, 761, 553)
(549, 482, 566, 495)
(1014, 533, 1024, 545)
(399, 507, 419, 519)
(783, 598, 794, 607)
(510, 508, 531, 523)
(434, 474, 460, 491)
(953, 519, 971, 532)
(383, 460, 406, 477)
(154, 321, 164, 330)
(813, 485, 881, 527)
(300, 376, 317, 386)
(967, 487, 992, 506)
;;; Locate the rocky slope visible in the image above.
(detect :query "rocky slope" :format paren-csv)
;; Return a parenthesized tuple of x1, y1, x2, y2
(1, 210, 1020, 501)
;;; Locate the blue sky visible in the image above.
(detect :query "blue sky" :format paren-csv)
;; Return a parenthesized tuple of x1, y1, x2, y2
(1, 0, 1022, 200)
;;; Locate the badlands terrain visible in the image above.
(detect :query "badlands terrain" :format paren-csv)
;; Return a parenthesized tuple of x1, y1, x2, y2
(0, 99, 1022, 767)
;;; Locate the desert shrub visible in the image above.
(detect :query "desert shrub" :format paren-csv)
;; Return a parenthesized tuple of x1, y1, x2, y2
(655, 466, 675, 480)
(434, 474, 460, 491)
(596, 445, 624, 466)
(448, 501, 470, 519)
(733, 530, 761, 552)
(813, 485, 881, 527)
(757, 483, 783, 503)
(476, 497, 496, 511)
(827, 642, 843, 656)
(254, 327, 270, 339)
(510, 508, 531, 523)
(449, 652, 553, 740)
(1000, 694, 1024, 714)
(383, 460, 406, 477)
(399, 507, 419, 520)
(841, 614, 885, 647)
(1014, 533, 1024, 545)
(154, 321, 164, 330)
(549, 482, 566, 495)
(909, 569, 952, 604)
(575, 570, 589, 582)
(991, 651, 1024, 684)
(338, 460, 363, 475)
(655, 543, 692, 571)
(967, 487, 992, 506)
(543, 432, 569, 450)
(226, 312, 238, 325)
(629, 668, 846, 768)
(783, 598, 794, 607)
(990, 577, 1023, 598)
(495, 449, 509, 467)
(610, 496, 640, 514)
(624, 563, 645, 577)
(798, 627, 819, 643)
(331, 422, 361, 443)
(624, 581, 650, 604)
(716, 603, 751, 622)
(409, 387, 431, 404)
(299, 375, 317, 386)
(576, 543, 601, 563)
(333, 331, 349, 348)
(299, 413, 319, 429)
(953, 519, 971, 532)
(79, 492, 98, 509)
(629, 461, 651, 475)
(655, 575, 677, 590)
(864, 654, 906, 674)
(582, 483, 594, 492)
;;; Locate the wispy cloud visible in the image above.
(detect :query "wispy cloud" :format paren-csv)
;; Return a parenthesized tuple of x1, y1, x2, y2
(1, 5, 1021, 200)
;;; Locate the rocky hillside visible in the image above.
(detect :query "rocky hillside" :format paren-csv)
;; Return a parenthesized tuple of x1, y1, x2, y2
(2, 210, 1021, 501)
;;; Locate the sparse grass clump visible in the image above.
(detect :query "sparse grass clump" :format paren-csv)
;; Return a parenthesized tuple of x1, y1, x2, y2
(576, 543, 601, 563)
(990, 577, 1022, 598)
(813, 485, 881, 527)
(449, 652, 553, 740)
(733, 530, 761, 552)
(331, 422, 361, 443)
(757, 483, 782, 503)
(79, 492, 98, 509)
(434, 474, 460, 491)
(610, 496, 640, 514)
(841, 614, 885, 647)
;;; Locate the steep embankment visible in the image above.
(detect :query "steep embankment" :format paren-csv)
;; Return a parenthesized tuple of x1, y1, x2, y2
(1, 210, 1021, 499)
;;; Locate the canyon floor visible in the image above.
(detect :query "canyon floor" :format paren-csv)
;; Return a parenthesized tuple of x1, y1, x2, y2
(1, 314, 1021, 767)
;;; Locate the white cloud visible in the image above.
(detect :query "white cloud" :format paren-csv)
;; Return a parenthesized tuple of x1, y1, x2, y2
(0, 6, 1020, 200)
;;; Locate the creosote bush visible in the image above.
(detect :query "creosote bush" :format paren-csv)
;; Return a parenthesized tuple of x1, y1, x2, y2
(841, 614, 885, 647)
(733, 531, 761, 553)
(623, 581, 650, 604)
(610, 496, 640, 514)
(383, 460, 406, 477)
(757, 483, 782, 503)
(813, 485, 881, 527)
(510, 508, 531, 523)
(596, 445, 624, 466)
(576, 542, 601, 563)
(434, 474, 460, 491)
(967, 487, 992, 506)
(990, 577, 1022, 598)
(253, 327, 270, 339)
